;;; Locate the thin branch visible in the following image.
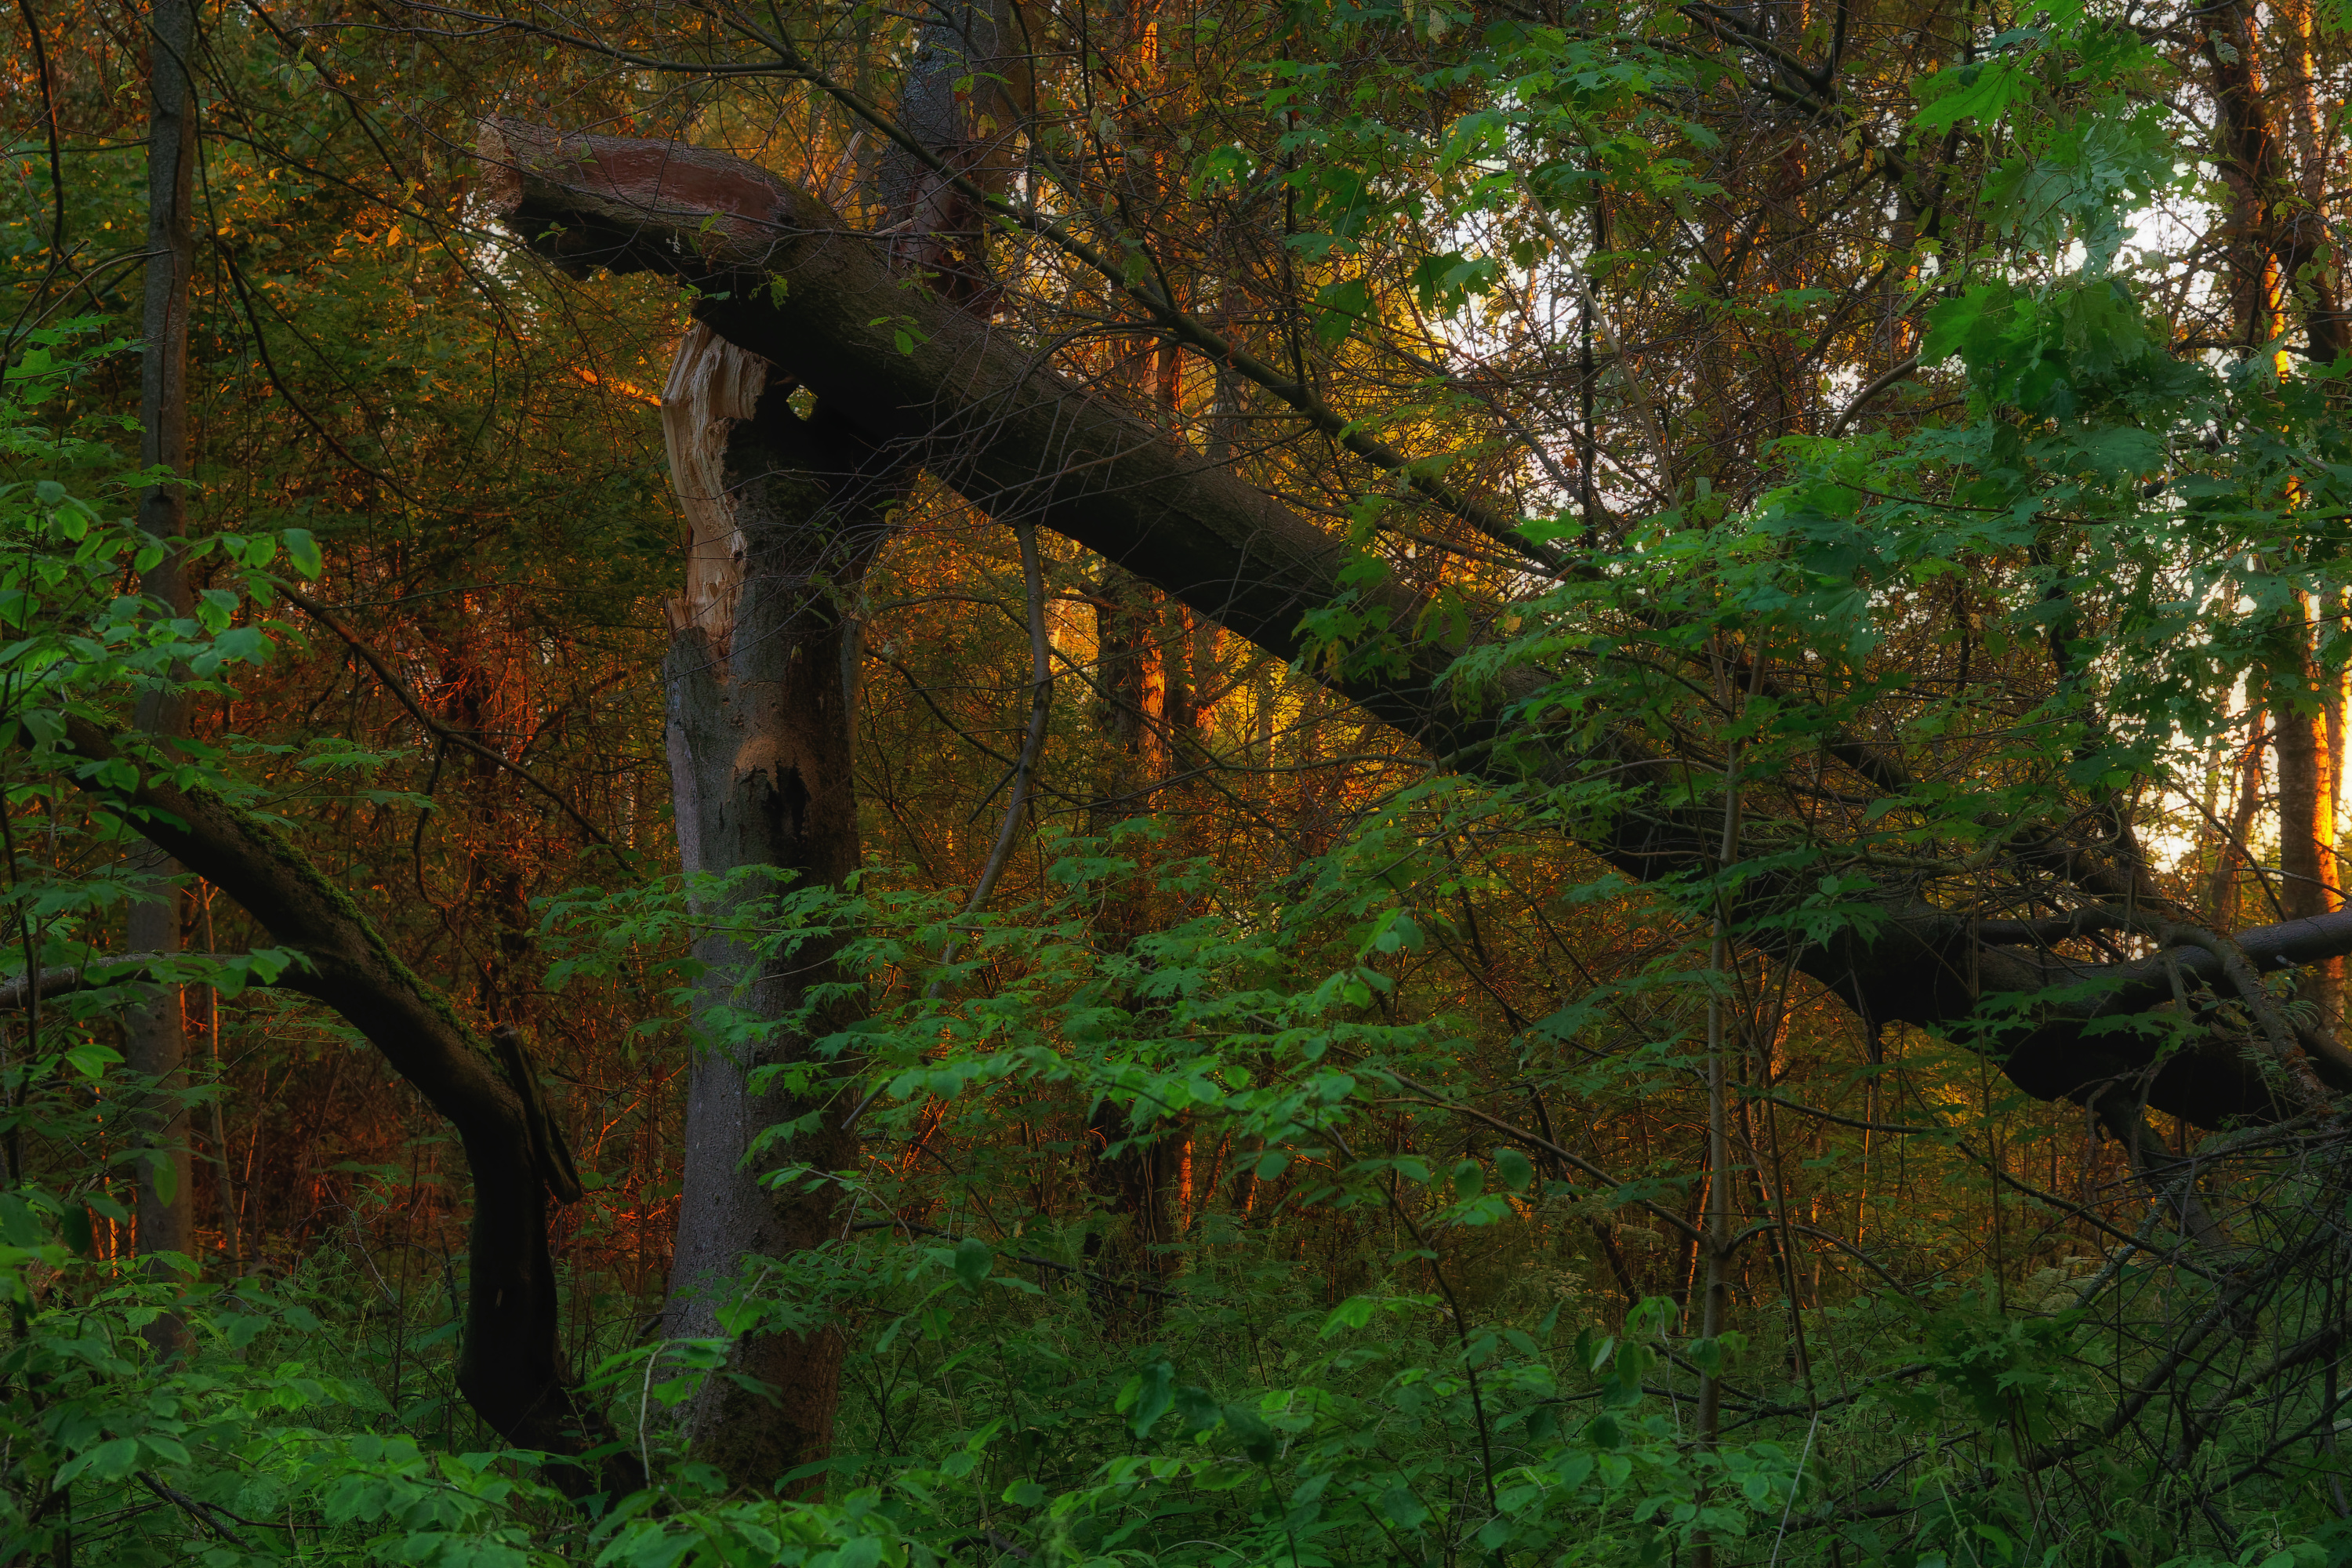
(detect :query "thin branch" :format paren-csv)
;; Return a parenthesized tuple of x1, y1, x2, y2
(0, 953, 282, 1011)
(270, 582, 631, 869)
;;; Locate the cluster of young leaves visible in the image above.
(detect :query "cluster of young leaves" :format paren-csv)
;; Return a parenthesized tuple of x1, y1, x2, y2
(1, 323, 317, 756)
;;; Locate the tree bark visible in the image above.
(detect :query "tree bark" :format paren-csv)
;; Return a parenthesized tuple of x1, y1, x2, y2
(127, 0, 198, 1344)
(476, 120, 2352, 1133)
(653, 6, 1040, 1486)
(57, 718, 632, 1497)
(2275, 612, 2341, 1025)
(873, 0, 1038, 304)
(2202, 0, 2348, 359)
(659, 331, 888, 1491)
(2203, 5, 2350, 1024)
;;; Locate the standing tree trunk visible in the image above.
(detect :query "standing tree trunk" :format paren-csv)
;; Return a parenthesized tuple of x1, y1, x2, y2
(2277, 612, 2342, 1023)
(2208, 706, 2272, 924)
(1079, 568, 1185, 1318)
(659, 329, 889, 1490)
(652, 0, 1040, 1488)
(128, 0, 197, 1341)
(2206, 0, 2347, 1025)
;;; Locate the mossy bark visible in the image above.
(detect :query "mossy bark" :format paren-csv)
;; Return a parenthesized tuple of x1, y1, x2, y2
(60, 719, 633, 1498)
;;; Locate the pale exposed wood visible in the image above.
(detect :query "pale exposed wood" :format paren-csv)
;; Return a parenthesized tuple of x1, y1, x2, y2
(660, 323, 769, 662)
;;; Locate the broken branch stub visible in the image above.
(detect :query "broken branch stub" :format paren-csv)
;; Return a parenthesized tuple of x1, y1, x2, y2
(477, 118, 1483, 749)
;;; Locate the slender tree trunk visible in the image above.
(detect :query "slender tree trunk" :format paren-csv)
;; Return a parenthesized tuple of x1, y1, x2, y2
(2331, 592, 2349, 926)
(128, 0, 198, 1346)
(2209, 705, 2272, 924)
(2204, 0, 2349, 358)
(2208, 2, 2346, 1022)
(2276, 607, 2342, 1024)
(1692, 657, 1742, 1568)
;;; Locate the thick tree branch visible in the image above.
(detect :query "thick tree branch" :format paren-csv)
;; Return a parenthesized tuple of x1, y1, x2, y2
(54, 717, 633, 1494)
(475, 122, 2352, 1128)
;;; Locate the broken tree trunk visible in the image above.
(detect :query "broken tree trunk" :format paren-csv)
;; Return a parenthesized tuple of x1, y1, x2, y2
(659, 327, 890, 1491)
(477, 120, 2352, 1131)
(653, 5, 1040, 1486)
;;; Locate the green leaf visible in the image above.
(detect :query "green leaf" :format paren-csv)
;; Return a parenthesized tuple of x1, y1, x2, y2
(1494, 1146, 1535, 1191)
(1915, 59, 2034, 132)
(1451, 1157, 1484, 1200)
(64, 1041, 118, 1082)
(1120, 1357, 1175, 1436)
(953, 1236, 993, 1290)
(282, 527, 323, 579)
(1312, 278, 1373, 347)
(0, 1196, 41, 1249)
(59, 1436, 139, 1485)
(1223, 1401, 1278, 1463)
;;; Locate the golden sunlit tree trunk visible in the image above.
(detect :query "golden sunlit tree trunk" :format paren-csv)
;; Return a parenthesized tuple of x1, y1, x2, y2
(2207, 706, 2273, 924)
(2275, 612, 2342, 1023)
(2207, 0, 2350, 1024)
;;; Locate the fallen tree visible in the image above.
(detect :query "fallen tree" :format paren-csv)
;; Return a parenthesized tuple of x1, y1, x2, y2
(477, 118, 2352, 1132)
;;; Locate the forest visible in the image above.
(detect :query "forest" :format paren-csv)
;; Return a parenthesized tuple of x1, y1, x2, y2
(9, 0, 2352, 1561)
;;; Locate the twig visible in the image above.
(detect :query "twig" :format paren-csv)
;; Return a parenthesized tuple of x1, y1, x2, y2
(844, 522, 1051, 1134)
(1827, 354, 1921, 436)
(1367, 1078, 1704, 1243)
(848, 1218, 1175, 1298)
(270, 581, 630, 869)
(932, 519, 1051, 983)
(135, 1473, 249, 1547)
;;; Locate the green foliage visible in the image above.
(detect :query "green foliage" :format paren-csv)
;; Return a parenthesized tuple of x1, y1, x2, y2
(20, 3, 2352, 1565)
